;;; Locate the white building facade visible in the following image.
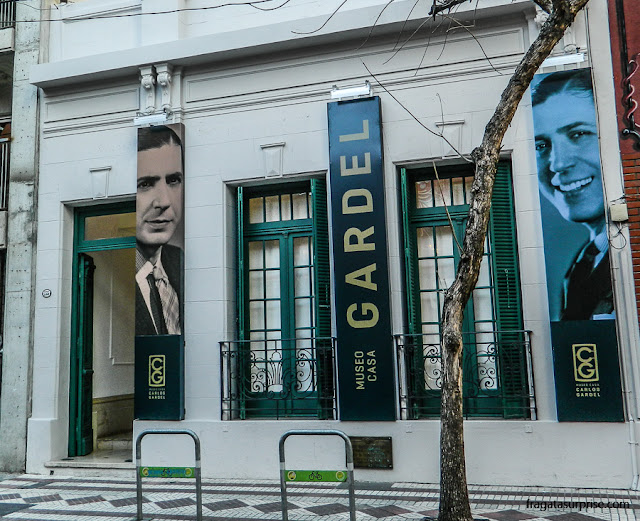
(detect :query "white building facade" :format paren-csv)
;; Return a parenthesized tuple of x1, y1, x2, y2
(26, 0, 640, 488)
(0, 0, 42, 473)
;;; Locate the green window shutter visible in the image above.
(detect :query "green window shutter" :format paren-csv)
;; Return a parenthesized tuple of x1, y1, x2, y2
(237, 186, 245, 341)
(311, 178, 331, 338)
(311, 178, 333, 419)
(401, 169, 424, 418)
(401, 169, 419, 335)
(489, 161, 528, 418)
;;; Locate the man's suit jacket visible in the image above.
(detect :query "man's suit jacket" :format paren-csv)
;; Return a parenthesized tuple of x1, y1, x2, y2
(135, 244, 184, 335)
(560, 246, 613, 321)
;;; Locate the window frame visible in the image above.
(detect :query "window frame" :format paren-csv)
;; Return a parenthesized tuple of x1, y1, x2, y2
(400, 162, 529, 419)
(236, 179, 333, 419)
(69, 202, 135, 456)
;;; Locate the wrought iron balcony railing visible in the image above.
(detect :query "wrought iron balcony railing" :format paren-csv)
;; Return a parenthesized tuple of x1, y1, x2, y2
(220, 336, 337, 420)
(395, 330, 536, 420)
(0, 0, 15, 29)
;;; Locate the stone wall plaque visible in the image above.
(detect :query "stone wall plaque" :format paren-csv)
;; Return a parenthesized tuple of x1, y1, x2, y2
(349, 436, 392, 469)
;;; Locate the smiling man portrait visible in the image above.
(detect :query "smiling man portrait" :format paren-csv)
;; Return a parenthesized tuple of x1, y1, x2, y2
(135, 124, 185, 336)
(532, 69, 613, 321)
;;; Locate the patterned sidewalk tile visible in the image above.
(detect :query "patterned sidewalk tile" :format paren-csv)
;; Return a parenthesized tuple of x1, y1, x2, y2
(0, 475, 635, 521)
(65, 495, 106, 506)
(0, 503, 33, 516)
(483, 510, 538, 520)
(204, 498, 249, 511)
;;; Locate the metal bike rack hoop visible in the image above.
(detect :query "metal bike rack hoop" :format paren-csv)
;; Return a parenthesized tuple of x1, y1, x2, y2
(135, 428, 202, 521)
(279, 429, 355, 521)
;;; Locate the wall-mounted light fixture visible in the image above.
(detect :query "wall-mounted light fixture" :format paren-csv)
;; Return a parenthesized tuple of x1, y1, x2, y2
(541, 52, 585, 68)
(133, 112, 168, 127)
(330, 81, 372, 101)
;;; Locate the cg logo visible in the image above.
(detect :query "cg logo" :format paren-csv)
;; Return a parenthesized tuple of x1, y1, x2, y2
(572, 344, 599, 383)
(149, 354, 166, 387)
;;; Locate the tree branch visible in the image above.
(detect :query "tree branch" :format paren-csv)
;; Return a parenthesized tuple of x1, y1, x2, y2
(442, 14, 504, 75)
(362, 61, 473, 163)
(444, 0, 589, 318)
(356, 0, 397, 50)
(532, 0, 552, 13)
(569, 0, 589, 10)
(392, 0, 421, 51)
(383, 16, 433, 64)
(437, 2, 590, 521)
(292, 0, 348, 35)
(429, 0, 471, 18)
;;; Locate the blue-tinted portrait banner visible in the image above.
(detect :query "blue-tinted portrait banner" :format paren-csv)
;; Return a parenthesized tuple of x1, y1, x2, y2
(531, 68, 622, 421)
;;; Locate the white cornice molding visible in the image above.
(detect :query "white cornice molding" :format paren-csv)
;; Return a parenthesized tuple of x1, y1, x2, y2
(56, 0, 141, 23)
(39, 50, 522, 138)
(31, 0, 531, 90)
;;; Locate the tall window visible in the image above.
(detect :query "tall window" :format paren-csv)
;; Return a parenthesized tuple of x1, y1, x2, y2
(236, 179, 332, 418)
(400, 162, 530, 418)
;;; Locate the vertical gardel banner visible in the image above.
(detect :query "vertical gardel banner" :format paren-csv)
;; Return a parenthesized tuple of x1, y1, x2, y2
(531, 69, 623, 421)
(328, 97, 395, 421)
(134, 123, 185, 420)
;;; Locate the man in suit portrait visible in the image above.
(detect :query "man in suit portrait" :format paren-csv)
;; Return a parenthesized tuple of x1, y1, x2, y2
(532, 69, 613, 321)
(135, 124, 184, 335)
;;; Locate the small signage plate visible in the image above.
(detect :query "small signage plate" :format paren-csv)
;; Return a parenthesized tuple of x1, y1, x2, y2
(140, 466, 195, 479)
(350, 436, 393, 469)
(134, 335, 185, 420)
(284, 470, 347, 482)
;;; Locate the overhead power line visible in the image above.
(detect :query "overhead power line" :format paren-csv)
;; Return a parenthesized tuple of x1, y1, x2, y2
(8, 0, 296, 22)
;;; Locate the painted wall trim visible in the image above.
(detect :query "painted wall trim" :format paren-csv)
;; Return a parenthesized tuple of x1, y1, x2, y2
(30, 0, 531, 90)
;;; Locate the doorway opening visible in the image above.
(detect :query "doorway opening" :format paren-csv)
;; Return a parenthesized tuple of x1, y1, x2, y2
(69, 203, 136, 461)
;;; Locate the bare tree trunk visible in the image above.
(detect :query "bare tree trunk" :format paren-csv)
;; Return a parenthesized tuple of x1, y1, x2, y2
(437, 2, 589, 520)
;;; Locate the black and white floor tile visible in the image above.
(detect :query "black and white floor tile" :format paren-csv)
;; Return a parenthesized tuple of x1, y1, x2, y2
(0, 475, 635, 521)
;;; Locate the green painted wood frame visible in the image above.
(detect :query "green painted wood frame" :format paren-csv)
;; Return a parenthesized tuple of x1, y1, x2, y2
(400, 163, 526, 418)
(236, 180, 332, 418)
(69, 202, 135, 457)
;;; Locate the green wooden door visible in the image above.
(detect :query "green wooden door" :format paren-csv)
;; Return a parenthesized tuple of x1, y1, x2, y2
(76, 253, 95, 456)
(243, 231, 318, 416)
(69, 203, 136, 456)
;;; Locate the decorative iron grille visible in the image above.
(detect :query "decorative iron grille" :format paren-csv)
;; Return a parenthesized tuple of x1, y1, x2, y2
(0, 0, 15, 29)
(395, 330, 536, 419)
(0, 139, 9, 211)
(220, 336, 336, 420)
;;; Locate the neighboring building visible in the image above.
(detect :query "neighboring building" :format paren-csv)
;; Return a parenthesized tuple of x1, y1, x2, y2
(0, 0, 42, 472)
(606, 0, 640, 490)
(25, 0, 639, 487)
(608, 1, 640, 333)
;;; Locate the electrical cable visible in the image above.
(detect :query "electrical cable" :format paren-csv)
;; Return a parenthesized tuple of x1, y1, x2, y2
(609, 221, 628, 250)
(3, 0, 297, 22)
